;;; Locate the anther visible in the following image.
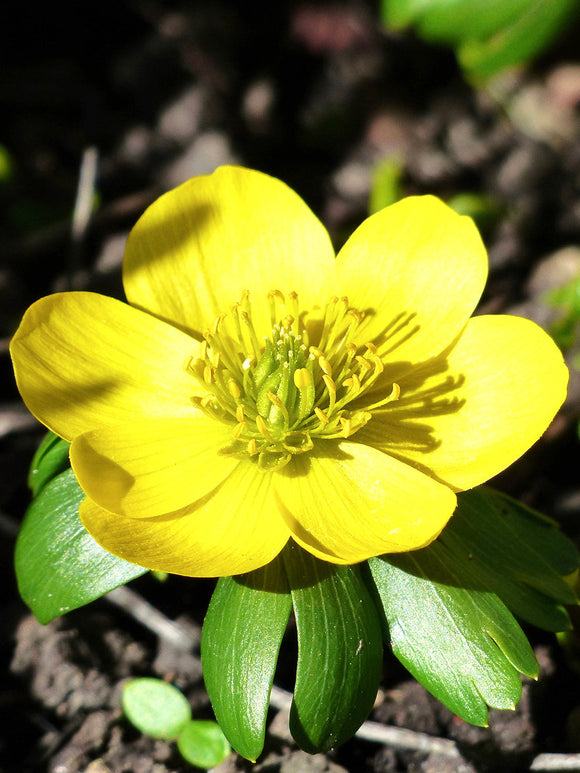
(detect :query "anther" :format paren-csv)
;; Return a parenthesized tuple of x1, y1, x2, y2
(255, 415, 273, 439)
(355, 355, 372, 373)
(322, 373, 336, 396)
(233, 423, 245, 439)
(339, 417, 352, 437)
(319, 356, 333, 376)
(203, 365, 214, 385)
(268, 391, 290, 426)
(236, 404, 245, 423)
(294, 368, 312, 390)
(228, 379, 241, 399)
(314, 407, 329, 424)
(247, 438, 259, 456)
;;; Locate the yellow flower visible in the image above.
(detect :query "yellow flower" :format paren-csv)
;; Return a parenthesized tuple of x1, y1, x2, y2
(10, 166, 568, 577)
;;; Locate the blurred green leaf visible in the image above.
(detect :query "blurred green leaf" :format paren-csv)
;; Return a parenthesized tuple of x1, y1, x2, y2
(459, 0, 580, 80)
(28, 431, 71, 498)
(177, 720, 231, 769)
(446, 193, 503, 234)
(369, 158, 404, 215)
(0, 144, 14, 184)
(544, 275, 580, 351)
(122, 678, 191, 740)
(201, 554, 291, 762)
(382, 0, 580, 80)
(15, 468, 147, 623)
(283, 542, 383, 754)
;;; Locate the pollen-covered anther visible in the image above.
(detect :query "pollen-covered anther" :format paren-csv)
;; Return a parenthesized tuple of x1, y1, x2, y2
(247, 438, 259, 456)
(236, 405, 245, 423)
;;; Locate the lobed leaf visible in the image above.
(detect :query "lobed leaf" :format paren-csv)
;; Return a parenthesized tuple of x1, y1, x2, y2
(439, 487, 578, 631)
(370, 548, 538, 726)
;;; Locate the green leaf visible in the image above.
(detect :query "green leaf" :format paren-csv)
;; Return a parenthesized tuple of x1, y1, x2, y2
(368, 159, 404, 215)
(283, 542, 383, 754)
(177, 720, 231, 769)
(441, 487, 578, 631)
(28, 431, 71, 498)
(370, 547, 539, 726)
(15, 468, 147, 623)
(201, 554, 291, 762)
(458, 0, 580, 80)
(122, 678, 191, 740)
(381, 0, 580, 80)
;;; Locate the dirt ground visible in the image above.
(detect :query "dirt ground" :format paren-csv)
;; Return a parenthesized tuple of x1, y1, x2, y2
(3, 2, 580, 771)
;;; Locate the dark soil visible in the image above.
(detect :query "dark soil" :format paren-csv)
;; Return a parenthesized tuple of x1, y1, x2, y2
(3, 2, 580, 771)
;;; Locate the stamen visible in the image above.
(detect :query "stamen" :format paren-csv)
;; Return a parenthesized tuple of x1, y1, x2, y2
(294, 367, 311, 390)
(256, 415, 273, 440)
(268, 390, 290, 426)
(319, 356, 333, 376)
(322, 373, 337, 415)
(228, 379, 241, 399)
(339, 417, 352, 437)
(355, 355, 372, 373)
(365, 382, 401, 411)
(240, 311, 262, 359)
(314, 407, 329, 424)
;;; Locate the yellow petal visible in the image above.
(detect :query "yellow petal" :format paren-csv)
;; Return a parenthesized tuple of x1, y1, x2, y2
(123, 166, 336, 337)
(10, 292, 201, 440)
(70, 417, 238, 517)
(333, 196, 488, 376)
(360, 314, 568, 491)
(274, 442, 456, 564)
(80, 461, 290, 577)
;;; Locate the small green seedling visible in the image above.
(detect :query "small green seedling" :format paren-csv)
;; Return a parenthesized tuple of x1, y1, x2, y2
(122, 678, 231, 769)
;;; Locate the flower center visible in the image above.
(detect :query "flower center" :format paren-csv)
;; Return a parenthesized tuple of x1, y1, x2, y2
(186, 290, 399, 471)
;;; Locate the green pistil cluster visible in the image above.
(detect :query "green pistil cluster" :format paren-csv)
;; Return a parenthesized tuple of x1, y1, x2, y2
(187, 291, 399, 471)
